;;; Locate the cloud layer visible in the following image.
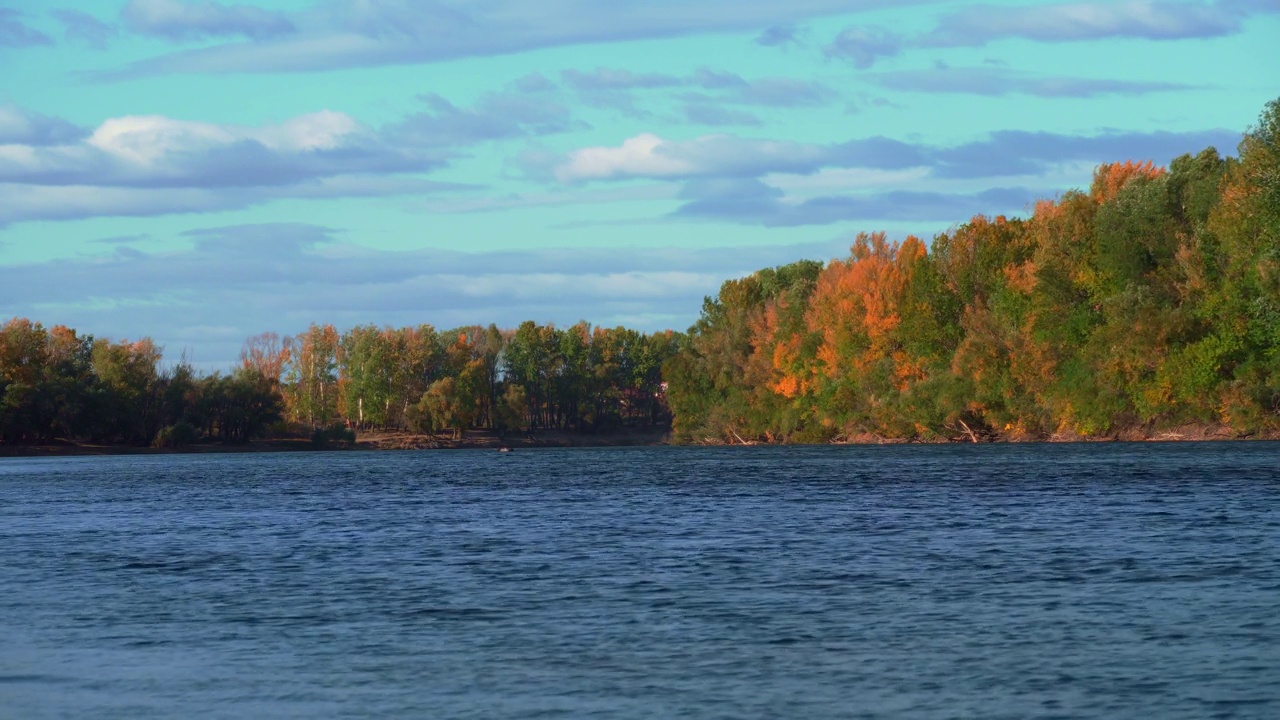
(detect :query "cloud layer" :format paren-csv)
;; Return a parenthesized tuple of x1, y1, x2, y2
(0, 92, 1237, 228)
(544, 127, 1239, 184)
(674, 180, 1045, 226)
(866, 66, 1198, 98)
(826, 0, 1280, 67)
(121, 0, 295, 41)
(0, 222, 852, 365)
(101, 0, 923, 77)
(0, 8, 52, 47)
(0, 107, 455, 225)
(52, 9, 117, 49)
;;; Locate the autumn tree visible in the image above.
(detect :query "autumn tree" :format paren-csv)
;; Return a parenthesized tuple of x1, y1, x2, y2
(284, 324, 339, 429)
(240, 332, 291, 385)
(665, 260, 822, 443)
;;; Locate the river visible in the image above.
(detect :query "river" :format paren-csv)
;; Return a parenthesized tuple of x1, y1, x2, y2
(2, 443, 1277, 718)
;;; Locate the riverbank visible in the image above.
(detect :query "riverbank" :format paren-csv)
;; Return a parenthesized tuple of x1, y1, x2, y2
(357, 426, 671, 451)
(0, 426, 674, 458)
(0, 438, 317, 457)
(693, 423, 1280, 445)
(4, 423, 1277, 458)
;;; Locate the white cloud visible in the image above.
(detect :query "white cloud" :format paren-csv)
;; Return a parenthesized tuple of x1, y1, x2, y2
(556, 134, 696, 182)
(2, 91, 567, 219)
(254, 110, 361, 151)
(0, 108, 447, 224)
(87, 115, 237, 165)
(553, 133, 831, 182)
(83, 111, 364, 166)
(544, 127, 1239, 186)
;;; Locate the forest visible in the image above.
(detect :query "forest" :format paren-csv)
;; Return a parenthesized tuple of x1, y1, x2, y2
(1, 98, 1277, 448)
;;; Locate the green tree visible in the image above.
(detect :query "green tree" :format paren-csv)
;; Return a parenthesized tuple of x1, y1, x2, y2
(90, 337, 163, 444)
(416, 371, 482, 440)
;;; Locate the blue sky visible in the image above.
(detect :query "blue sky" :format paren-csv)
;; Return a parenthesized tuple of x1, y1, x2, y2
(1, 0, 1275, 367)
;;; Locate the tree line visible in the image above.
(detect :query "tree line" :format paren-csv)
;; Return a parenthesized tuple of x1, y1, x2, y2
(665, 99, 1280, 442)
(273, 321, 676, 439)
(0, 324, 282, 446)
(0, 319, 677, 447)
(3, 97, 1277, 447)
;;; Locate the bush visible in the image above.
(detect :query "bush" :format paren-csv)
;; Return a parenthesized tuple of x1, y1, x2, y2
(266, 419, 300, 438)
(154, 421, 199, 449)
(788, 422, 837, 444)
(311, 423, 356, 449)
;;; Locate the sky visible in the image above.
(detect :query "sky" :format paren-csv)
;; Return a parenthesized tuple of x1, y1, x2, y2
(1, 0, 1276, 367)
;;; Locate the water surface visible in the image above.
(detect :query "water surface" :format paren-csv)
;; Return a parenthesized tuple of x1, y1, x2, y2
(2, 443, 1278, 718)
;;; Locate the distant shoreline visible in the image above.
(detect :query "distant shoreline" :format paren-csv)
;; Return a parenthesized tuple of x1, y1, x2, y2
(2, 424, 1276, 458)
(0, 427, 674, 458)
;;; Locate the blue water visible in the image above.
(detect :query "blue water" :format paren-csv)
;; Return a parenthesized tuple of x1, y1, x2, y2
(1, 443, 1278, 719)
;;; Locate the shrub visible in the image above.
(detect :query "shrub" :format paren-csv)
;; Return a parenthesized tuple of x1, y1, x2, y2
(154, 421, 199, 449)
(311, 423, 356, 449)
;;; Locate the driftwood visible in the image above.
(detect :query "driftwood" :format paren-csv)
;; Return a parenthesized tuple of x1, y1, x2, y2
(956, 419, 980, 443)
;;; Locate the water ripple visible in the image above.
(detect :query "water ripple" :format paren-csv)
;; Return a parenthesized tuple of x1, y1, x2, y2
(1, 442, 1278, 718)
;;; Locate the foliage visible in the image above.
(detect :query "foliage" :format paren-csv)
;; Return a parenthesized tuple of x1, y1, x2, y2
(0, 319, 286, 446)
(154, 421, 199, 449)
(0, 316, 678, 447)
(311, 423, 356, 449)
(665, 97, 1280, 442)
